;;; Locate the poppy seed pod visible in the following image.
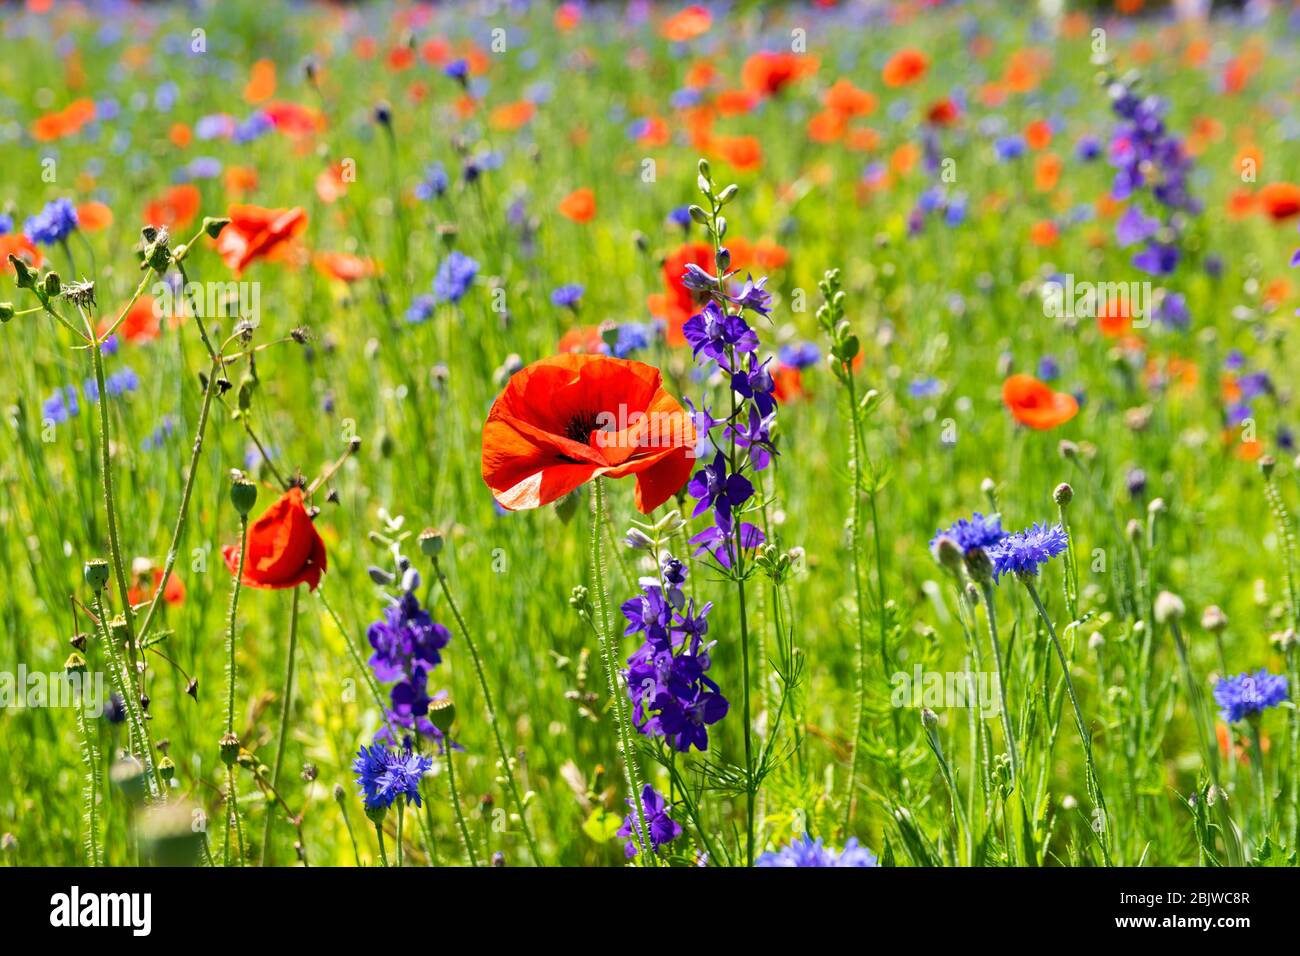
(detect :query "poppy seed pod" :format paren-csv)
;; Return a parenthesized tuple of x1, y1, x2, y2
(419, 528, 444, 557)
(0, 302, 13, 322)
(428, 697, 456, 735)
(84, 559, 110, 592)
(230, 477, 258, 516)
(1053, 482, 1073, 505)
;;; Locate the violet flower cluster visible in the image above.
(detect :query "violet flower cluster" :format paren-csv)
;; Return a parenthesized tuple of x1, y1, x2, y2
(617, 784, 681, 859)
(681, 268, 777, 568)
(756, 833, 879, 867)
(366, 578, 455, 750)
(621, 554, 728, 753)
(1106, 77, 1199, 277)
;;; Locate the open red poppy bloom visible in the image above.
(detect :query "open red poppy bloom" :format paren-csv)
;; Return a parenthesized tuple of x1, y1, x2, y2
(143, 184, 201, 232)
(481, 354, 696, 514)
(882, 48, 929, 87)
(558, 188, 596, 223)
(1002, 374, 1078, 430)
(216, 204, 308, 276)
(741, 51, 816, 97)
(222, 487, 328, 591)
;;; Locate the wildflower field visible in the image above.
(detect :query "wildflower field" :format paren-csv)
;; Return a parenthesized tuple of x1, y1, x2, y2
(2, 0, 1300, 875)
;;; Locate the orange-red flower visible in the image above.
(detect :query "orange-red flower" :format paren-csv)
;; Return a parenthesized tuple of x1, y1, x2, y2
(98, 296, 161, 344)
(824, 79, 876, 118)
(1002, 374, 1078, 430)
(1257, 182, 1300, 222)
(222, 487, 328, 591)
(143, 184, 201, 232)
(76, 201, 113, 232)
(481, 354, 696, 514)
(490, 100, 537, 131)
(313, 251, 377, 283)
(648, 240, 716, 346)
(714, 134, 763, 171)
(128, 567, 185, 607)
(741, 51, 816, 97)
(558, 324, 608, 354)
(1, 234, 43, 274)
(315, 163, 351, 204)
(558, 187, 596, 223)
(216, 204, 308, 276)
(261, 101, 325, 138)
(661, 5, 712, 42)
(244, 59, 277, 104)
(882, 48, 929, 87)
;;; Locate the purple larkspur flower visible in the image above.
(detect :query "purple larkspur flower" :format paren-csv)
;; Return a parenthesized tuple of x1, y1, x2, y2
(688, 450, 753, 526)
(728, 274, 771, 316)
(681, 301, 758, 367)
(617, 785, 682, 858)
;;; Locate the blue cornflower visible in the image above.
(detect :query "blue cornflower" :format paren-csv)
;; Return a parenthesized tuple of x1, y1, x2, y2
(414, 163, 448, 201)
(1155, 292, 1190, 329)
(1213, 671, 1289, 724)
(609, 322, 653, 358)
(1037, 355, 1060, 381)
(929, 512, 1007, 554)
(1075, 135, 1102, 162)
(405, 294, 436, 324)
(0, 213, 12, 235)
(994, 135, 1026, 161)
(443, 59, 469, 83)
(353, 744, 433, 811)
(681, 302, 758, 368)
(231, 111, 273, 144)
(24, 198, 79, 246)
(1132, 242, 1180, 276)
(778, 341, 820, 369)
(42, 386, 80, 424)
(431, 251, 479, 305)
(617, 785, 682, 859)
(756, 834, 879, 867)
(988, 522, 1069, 581)
(667, 206, 692, 230)
(550, 283, 585, 309)
(908, 376, 942, 399)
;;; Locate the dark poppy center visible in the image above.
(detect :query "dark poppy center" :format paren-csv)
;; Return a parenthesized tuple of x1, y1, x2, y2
(565, 410, 602, 445)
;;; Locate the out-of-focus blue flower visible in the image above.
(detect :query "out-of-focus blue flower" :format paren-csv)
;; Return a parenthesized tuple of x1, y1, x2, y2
(757, 834, 879, 867)
(1037, 355, 1060, 381)
(405, 294, 436, 324)
(550, 283, 585, 309)
(443, 59, 469, 83)
(0, 213, 12, 236)
(908, 376, 942, 399)
(42, 386, 80, 424)
(432, 251, 479, 304)
(994, 135, 1026, 161)
(414, 162, 448, 201)
(1213, 670, 1289, 723)
(930, 512, 1007, 554)
(778, 341, 820, 369)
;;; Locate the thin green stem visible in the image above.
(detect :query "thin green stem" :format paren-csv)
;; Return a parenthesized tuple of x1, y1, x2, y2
(979, 583, 1020, 788)
(445, 746, 479, 867)
(431, 555, 541, 866)
(260, 585, 302, 866)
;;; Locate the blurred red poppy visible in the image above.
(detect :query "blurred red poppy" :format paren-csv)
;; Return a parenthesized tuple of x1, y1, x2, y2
(216, 204, 308, 276)
(128, 568, 185, 607)
(882, 48, 929, 87)
(558, 188, 596, 223)
(1002, 374, 1078, 430)
(143, 184, 201, 232)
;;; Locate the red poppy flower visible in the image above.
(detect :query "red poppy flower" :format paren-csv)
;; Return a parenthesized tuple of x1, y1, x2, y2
(313, 251, 377, 283)
(222, 487, 328, 591)
(1258, 182, 1300, 222)
(1002, 374, 1078, 430)
(244, 59, 276, 104)
(648, 240, 716, 346)
(216, 204, 308, 277)
(715, 134, 763, 171)
(128, 567, 185, 607)
(558, 324, 608, 354)
(315, 163, 351, 204)
(262, 101, 325, 138)
(143, 184, 201, 232)
(558, 188, 596, 223)
(741, 51, 816, 97)
(824, 79, 875, 117)
(1, 234, 43, 274)
(926, 98, 960, 126)
(882, 48, 929, 87)
(98, 296, 161, 344)
(661, 5, 711, 42)
(481, 354, 697, 514)
(76, 201, 113, 232)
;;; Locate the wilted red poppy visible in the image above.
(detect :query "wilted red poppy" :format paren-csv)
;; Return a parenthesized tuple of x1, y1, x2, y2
(143, 184, 201, 232)
(222, 487, 328, 591)
(1002, 374, 1078, 430)
(1258, 182, 1300, 222)
(128, 567, 185, 607)
(481, 354, 696, 514)
(216, 204, 308, 276)
(882, 48, 929, 87)
(558, 188, 596, 223)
